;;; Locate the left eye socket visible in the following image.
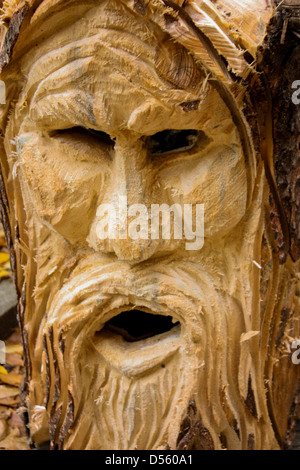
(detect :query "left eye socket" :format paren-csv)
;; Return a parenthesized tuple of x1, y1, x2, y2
(51, 127, 116, 147)
(147, 129, 200, 156)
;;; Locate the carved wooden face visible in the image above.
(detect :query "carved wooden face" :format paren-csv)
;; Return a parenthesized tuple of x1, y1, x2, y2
(0, 0, 299, 451)
(18, 53, 248, 254)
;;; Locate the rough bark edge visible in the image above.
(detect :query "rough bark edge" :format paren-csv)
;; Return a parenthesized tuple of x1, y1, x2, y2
(176, 400, 215, 450)
(0, 162, 17, 291)
(0, 3, 29, 72)
(284, 381, 300, 449)
(259, 0, 300, 262)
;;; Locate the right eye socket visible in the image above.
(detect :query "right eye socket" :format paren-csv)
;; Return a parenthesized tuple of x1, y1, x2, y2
(52, 127, 116, 147)
(147, 129, 200, 156)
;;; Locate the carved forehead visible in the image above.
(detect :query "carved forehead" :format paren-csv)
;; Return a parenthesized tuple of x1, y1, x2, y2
(10, 1, 217, 135)
(1, 0, 273, 49)
(1, 0, 274, 78)
(0, 0, 263, 188)
(18, 1, 205, 96)
(0, 0, 275, 115)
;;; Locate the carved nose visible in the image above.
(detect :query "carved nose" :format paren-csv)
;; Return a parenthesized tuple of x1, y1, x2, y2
(111, 238, 159, 263)
(96, 139, 160, 262)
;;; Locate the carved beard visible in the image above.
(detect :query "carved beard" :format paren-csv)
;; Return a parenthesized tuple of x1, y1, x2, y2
(39, 258, 210, 450)
(26, 163, 279, 451)
(33, 254, 274, 451)
(17, 157, 280, 451)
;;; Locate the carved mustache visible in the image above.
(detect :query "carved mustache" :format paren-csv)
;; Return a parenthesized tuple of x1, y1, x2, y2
(44, 257, 205, 344)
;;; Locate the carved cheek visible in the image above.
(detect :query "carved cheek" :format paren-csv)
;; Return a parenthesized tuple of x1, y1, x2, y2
(18, 134, 109, 243)
(158, 144, 248, 238)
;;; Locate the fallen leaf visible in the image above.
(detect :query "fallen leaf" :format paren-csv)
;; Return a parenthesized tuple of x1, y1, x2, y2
(0, 396, 21, 407)
(0, 407, 12, 420)
(0, 366, 7, 375)
(0, 428, 30, 450)
(0, 271, 9, 279)
(0, 385, 19, 401)
(0, 419, 8, 440)
(5, 344, 23, 356)
(6, 330, 22, 344)
(7, 410, 27, 437)
(0, 253, 10, 264)
(5, 354, 24, 367)
(0, 373, 23, 387)
(0, 325, 28, 448)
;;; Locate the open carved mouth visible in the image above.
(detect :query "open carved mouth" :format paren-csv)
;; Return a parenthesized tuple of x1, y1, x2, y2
(94, 309, 182, 377)
(103, 309, 180, 342)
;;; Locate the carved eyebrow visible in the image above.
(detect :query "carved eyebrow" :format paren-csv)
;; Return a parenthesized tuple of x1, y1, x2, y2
(24, 39, 164, 128)
(29, 89, 100, 131)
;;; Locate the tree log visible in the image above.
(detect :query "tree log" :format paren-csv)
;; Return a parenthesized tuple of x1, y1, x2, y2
(0, 0, 299, 450)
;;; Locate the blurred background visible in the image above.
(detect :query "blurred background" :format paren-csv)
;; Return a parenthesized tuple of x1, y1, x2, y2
(0, 222, 29, 450)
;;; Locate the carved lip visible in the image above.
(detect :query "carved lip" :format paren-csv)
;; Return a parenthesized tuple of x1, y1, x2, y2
(94, 325, 181, 378)
(93, 309, 181, 378)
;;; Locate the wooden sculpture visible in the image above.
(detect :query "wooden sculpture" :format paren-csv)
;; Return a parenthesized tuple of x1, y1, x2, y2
(0, 0, 299, 450)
